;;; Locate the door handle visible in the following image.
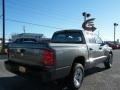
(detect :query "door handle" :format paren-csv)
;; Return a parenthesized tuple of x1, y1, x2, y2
(89, 48, 93, 50)
(99, 47, 102, 49)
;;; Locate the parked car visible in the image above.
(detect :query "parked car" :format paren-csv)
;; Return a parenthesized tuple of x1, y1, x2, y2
(116, 43, 120, 49)
(105, 41, 120, 49)
(5, 30, 113, 90)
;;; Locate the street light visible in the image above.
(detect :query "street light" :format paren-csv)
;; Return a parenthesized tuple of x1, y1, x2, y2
(114, 23, 118, 44)
(82, 12, 91, 22)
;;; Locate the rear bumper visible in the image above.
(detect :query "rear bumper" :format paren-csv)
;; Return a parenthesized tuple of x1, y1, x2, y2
(4, 60, 55, 82)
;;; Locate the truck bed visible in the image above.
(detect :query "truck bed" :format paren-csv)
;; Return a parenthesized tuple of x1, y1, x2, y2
(8, 42, 50, 67)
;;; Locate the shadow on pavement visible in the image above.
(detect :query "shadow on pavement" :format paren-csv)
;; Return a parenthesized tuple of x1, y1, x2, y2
(0, 66, 108, 90)
(85, 66, 107, 77)
(0, 76, 65, 90)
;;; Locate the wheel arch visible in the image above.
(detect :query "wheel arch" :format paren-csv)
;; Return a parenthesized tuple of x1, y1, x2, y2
(70, 56, 86, 73)
(72, 56, 86, 67)
(109, 51, 113, 55)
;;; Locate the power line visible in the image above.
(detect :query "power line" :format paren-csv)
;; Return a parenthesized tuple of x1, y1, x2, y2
(0, 16, 78, 30)
(6, 18, 63, 29)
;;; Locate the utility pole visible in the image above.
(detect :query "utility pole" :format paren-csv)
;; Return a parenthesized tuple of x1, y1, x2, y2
(2, 0, 5, 53)
(114, 23, 118, 44)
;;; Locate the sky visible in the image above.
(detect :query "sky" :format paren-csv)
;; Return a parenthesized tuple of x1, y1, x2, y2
(0, 0, 120, 41)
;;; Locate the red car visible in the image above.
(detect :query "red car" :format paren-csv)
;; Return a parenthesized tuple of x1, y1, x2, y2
(105, 42, 120, 49)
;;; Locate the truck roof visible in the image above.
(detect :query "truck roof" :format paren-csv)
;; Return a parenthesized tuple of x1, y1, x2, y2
(54, 29, 94, 35)
(54, 29, 83, 33)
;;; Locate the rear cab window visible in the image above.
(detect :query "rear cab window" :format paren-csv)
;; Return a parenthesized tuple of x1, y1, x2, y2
(51, 30, 85, 43)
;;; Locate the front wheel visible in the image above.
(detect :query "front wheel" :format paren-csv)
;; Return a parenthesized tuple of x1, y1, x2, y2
(67, 63, 84, 90)
(104, 53, 113, 69)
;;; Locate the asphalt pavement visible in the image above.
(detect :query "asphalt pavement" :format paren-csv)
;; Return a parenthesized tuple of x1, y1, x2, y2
(0, 50, 120, 90)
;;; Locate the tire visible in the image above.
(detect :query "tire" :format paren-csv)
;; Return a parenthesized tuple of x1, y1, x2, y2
(104, 53, 113, 69)
(67, 63, 84, 90)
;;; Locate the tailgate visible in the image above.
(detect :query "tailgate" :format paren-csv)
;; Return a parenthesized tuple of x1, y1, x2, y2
(8, 43, 49, 67)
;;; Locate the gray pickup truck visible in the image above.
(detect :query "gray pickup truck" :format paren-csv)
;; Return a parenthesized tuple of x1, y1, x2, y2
(5, 30, 113, 90)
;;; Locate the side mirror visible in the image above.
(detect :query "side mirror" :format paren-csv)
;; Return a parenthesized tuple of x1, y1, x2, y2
(100, 42, 105, 46)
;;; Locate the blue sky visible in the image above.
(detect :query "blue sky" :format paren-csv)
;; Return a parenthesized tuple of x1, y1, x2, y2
(0, 0, 120, 41)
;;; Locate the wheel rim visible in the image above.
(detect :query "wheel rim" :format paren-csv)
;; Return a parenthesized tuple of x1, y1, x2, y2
(73, 68, 83, 88)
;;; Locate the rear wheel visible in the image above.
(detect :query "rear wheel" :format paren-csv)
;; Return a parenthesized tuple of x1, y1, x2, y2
(104, 53, 113, 69)
(67, 63, 84, 90)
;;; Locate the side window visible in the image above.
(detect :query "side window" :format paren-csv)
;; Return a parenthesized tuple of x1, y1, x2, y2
(88, 37, 96, 43)
(85, 32, 96, 44)
(95, 35, 103, 44)
(86, 34, 96, 43)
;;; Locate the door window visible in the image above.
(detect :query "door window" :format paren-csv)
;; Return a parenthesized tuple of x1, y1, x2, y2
(95, 35, 103, 44)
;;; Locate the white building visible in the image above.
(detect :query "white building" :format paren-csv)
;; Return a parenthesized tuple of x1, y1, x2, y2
(11, 33, 45, 42)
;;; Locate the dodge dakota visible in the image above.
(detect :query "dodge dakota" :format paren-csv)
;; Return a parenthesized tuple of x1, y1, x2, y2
(5, 29, 113, 90)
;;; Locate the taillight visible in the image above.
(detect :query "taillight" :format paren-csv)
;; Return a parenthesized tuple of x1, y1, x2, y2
(43, 50, 54, 65)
